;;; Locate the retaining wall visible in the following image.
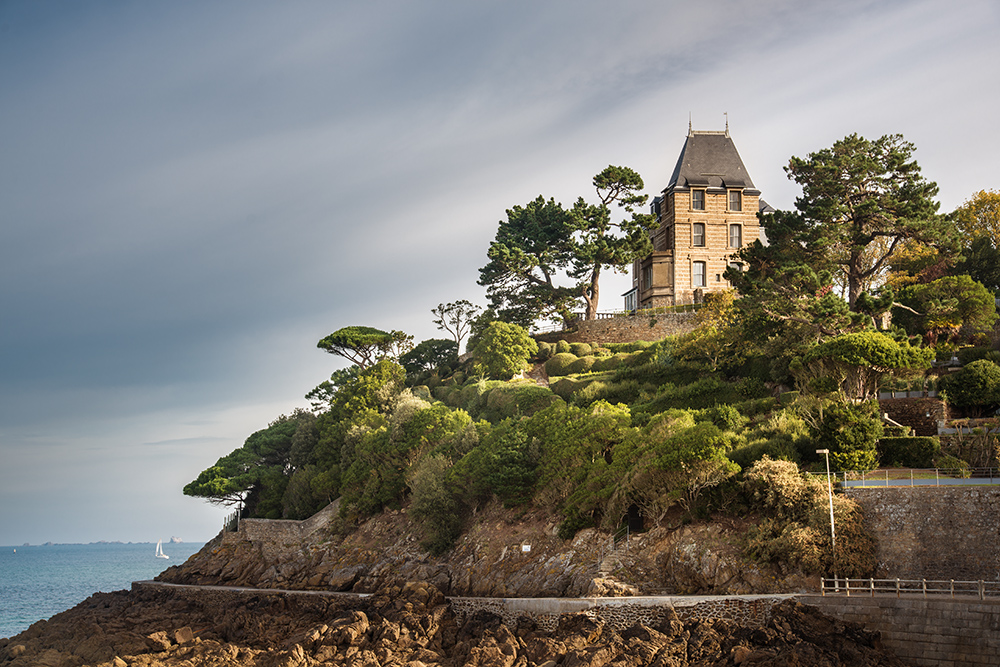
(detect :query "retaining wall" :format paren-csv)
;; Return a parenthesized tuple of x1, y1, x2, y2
(799, 594, 1000, 667)
(449, 594, 789, 631)
(535, 312, 698, 345)
(847, 486, 1000, 580)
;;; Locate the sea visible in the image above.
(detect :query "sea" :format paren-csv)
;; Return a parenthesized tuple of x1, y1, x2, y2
(0, 540, 206, 639)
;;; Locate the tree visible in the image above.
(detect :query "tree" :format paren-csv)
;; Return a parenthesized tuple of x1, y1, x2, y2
(431, 300, 481, 352)
(316, 326, 413, 369)
(895, 275, 998, 346)
(471, 321, 538, 380)
(791, 331, 933, 401)
(954, 236, 1000, 296)
(399, 338, 459, 374)
(672, 290, 744, 370)
(183, 410, 316, 517)
(478, 166, 658, 327)
(940, 359, 1000, 417)
(952, 189, 1000, 247)
(478, 196, 580, 327)
(568, 166, 658, 320)
(784, 133, 952, 309)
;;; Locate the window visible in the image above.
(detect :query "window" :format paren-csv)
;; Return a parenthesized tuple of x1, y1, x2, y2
(729, 224, 742, 248)
(692, 261, 706, 287)
(728, 261, 743, 272)
(691, 190, 705, 210)
(642, 264, 653, 290)
(692, 223, 705, 247)
(728, 190, 742, 211)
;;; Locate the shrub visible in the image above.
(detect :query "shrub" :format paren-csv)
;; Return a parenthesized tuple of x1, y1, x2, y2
(549, 377, 582, 400)
(536, 341, 555, 361)
(569, 356, 596, 374)
(555, 340, 572, 354)
(570, 342, 593, 357)
(814, 400, 882, 472)
(878, 436, 940, 468)
(472, 322, 538, 380)
(408, 454, 463, 555)
(742, 457, 875, 577)
(483, 382, 561, 422)
(545, 352, 579, 377)
(939, 359, 1000, 416)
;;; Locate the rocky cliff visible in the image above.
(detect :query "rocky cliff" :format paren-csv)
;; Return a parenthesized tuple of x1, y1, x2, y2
(157, 504, 815, 598)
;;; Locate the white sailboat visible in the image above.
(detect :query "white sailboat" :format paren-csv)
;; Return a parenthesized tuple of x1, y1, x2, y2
(155, 539, 170, 559)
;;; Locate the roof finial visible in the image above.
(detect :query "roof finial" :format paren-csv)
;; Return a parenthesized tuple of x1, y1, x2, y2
(688, 113, 693, 137)
(724, 112, 729, 137)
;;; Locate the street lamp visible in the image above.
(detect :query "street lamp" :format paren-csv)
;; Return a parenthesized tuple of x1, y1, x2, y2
(817, 448, 837, 587)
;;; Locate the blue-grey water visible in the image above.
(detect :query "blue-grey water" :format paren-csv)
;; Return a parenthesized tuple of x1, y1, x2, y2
(0, 541, 206, 639)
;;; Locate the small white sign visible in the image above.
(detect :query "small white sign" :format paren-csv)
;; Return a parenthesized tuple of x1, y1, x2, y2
(521, 544, 531, 553)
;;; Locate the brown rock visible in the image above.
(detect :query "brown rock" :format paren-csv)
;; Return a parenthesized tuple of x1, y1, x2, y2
(146, 631, 172, 651)
(173, 626, 194, 645)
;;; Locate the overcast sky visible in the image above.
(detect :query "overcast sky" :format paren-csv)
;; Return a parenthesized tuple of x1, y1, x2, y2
(2, 0, 998, 545)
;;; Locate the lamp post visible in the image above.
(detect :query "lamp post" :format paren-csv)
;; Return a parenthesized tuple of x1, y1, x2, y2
(817, 448, 837, 588)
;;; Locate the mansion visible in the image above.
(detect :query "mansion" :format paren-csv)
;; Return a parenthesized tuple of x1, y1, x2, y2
(624, 125, 772, 310)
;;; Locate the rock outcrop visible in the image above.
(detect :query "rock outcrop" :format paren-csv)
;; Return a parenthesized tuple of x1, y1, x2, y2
(157, 505, 816, 598)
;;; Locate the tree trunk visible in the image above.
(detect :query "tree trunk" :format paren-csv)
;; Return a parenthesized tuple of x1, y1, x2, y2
(584, 265, 601, 320)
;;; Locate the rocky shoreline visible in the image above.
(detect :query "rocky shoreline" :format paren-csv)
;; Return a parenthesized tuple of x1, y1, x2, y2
(1, 578, 908, 667)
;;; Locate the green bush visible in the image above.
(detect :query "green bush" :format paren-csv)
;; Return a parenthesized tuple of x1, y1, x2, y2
(549, 377, 583, 400)
(878, 436, 940, 468)
(482, 382, 561, 422)
(957, 346, 992, 365)
(472, 321, 538, 380)
(569, 356, 596, 374)
(939, 359, 1000, 415)
(814, 400, 882, 471)
(556, 340, 572, 354)
(545, 352, 579, 377)
(570, 342, 593, 357)
(536, 341, 555, 361)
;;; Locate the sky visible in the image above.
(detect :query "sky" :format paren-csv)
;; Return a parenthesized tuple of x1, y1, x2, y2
(1, 0, 998, 545)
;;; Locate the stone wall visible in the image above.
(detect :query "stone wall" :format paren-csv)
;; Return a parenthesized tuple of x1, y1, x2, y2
(878, 397, 950, 437)
(847, 486, 1000, 580)
(535, 312, 698, 346)
(798, 595, 1000, 667)
(449, 595, 789, 632)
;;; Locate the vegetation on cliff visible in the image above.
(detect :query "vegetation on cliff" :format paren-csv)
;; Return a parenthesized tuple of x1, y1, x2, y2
(183, 133, 999, 584)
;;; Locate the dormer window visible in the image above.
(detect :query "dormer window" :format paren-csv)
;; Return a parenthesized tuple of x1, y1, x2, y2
(728, 190, 742, 211)
(691, 190, 705, 211)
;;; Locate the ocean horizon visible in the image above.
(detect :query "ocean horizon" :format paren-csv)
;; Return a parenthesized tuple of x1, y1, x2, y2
(0, 540, 207, 639)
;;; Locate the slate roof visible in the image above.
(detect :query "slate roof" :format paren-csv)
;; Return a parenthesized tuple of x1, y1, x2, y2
(665, 130, 759, 194)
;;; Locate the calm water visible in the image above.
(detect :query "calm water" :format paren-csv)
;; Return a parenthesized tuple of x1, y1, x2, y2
(0, 541, 206, 639)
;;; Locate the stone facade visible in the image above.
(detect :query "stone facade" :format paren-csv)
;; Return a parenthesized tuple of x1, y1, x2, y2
(626, 127, 764, 310)
(846, 486, 1000, 580)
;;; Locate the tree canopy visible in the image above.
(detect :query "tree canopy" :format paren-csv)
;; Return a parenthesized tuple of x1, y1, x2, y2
(952, 188, 1000, 247)
(783, 133, 951, 309)
(479, 166, 657, 326)
(317, 326, 413, 368)
(431, 300, 481, 352)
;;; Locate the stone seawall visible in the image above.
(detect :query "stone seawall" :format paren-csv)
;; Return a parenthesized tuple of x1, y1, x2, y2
(847, 486, 1000, 580)
(799, 595, 1000, 667)
(535, 312, 698, 345)
(449, 595, 790, 631)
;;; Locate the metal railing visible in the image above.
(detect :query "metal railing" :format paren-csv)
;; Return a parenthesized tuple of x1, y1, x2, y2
(807, 467, 1000, 487)
(821, 577, 1000, 600)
